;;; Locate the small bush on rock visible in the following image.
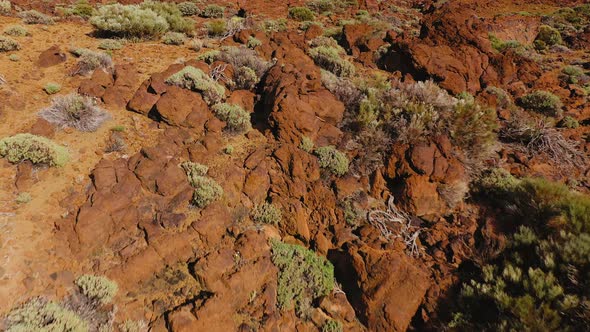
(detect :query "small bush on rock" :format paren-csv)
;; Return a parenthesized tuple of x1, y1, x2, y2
(119, 320, 148, 332)
(19, 10, 55, 24)
(252, 202, 282, 225)
(289, 7, 315, 21)
(322, 320, 343, 332)
(188, 38, 203, 51)
(314, 146, 349, 176)
(206, 19, 226, 37)
(0, 0, 11, 15)
(535, 25, 562, 47)
(191, 176, 223, 208)
(71, 48, 113, 76)
(211, 103, 251, 133)
(75, 275, 118, 305)
(180, 160, 209, 185)
(300, 136, 314, 152)
(234, 66, 258, 90)
(201, 4, 224, 18)
(246, 36, 262, 48)
(16, 192, 32, 204)
(308, 46, 355, 77)
(0, 36, 19, 52)
(3, 25, 28, 36)
(5, 298, 88, 332)
(162, 31, 186, 45)
(260, 18, 287, 33)
(0, 133, 69, 166)
(519, 90, 563, 117)
(559, 115, 579, 129)
(39, 93, 111, 132)
(271, 240, 334, 316)
(166, 66, 225, 105)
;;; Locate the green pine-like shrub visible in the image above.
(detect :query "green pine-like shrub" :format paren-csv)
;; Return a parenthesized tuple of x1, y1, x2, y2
(519, 90, 563, 117)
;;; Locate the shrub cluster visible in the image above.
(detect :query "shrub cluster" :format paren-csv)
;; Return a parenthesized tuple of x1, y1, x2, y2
(314, 146, 349, 176)
(98, 39, 123, 50)
(271, 240, 335, 316)
(206, 19, 227, 37)
(180, 161, 223, 208)
(58, 0, 95, 19)
(44, 82, 61, 94)
(19, 10, 55, 24)
(166, 66, 225, 104)
(252, 202, 282, 225)
(75, 275, 118, 305)
(39, 93, 111, 132)
(5, 298, 88, 332)
(450, 175, 590, 331)
(308, 46, 355, 77)
(0, 134, 69, 166)
(300, 136, 314, 152)
(0, 36, 19, 52)
(139, 1, 194, 34)
(246, 36, 262, 49)
(0, 0, 11, 14)
(211, 103, 251, 133)
(260, 18, 287, 33)
(177, 1, 200, 16)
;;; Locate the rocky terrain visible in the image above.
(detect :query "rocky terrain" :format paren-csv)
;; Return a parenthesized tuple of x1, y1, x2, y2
(0, 0, 589, 331)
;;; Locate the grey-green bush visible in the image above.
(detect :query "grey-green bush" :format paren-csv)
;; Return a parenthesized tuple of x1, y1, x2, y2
(314, 146, 349, 176)
(166, 66, 225, 105)
(90, 4, 169, 39)
(211, 103, 251, 133)
(520, 90, 563, 117)
(0, 133, 69, 166)
(75, 275, 118, 304)
(0, 36, 20, 52)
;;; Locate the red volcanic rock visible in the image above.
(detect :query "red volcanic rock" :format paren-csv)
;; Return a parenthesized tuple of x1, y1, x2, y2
(37, 45, 66, 68)
(155, 86, 205, 126)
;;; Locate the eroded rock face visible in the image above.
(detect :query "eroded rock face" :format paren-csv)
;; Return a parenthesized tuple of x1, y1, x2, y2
(78, 64, 140, 108)
(37, 45, 66, 68)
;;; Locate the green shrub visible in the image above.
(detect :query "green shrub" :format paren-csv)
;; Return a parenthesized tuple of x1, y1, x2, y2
(322, 319, 343, 332)
(70, 48, 113, 76)
(223, 145, 234, 154)
(188, 38, 203, 51)
(5, 298, 88, 332)
(166, 66, 225, 105)
(19, 10, 55, 24)
(558, 115, 579, 129)
(252, 202, 282, 225)
(560, 65, 585, 84)
(75, 275, 118, 304)
(98, 39, 123, 50)
(289, 7, 315, 21)
(211, 103, 251, 133)
(16, 192, 31, 204)
(314, 146, 349, 176)
(3, 25, 28, 36)
(0, 36, 20, 52)
(535, 25, 562, 46)
(450, 177, 590, 331)
(119, 320, 148, 332)
(300, 136, 314, 152)
(489, 34, 522, 52)
(191, 176, 223, 208)
(0, 0, 11, 15)
(139, 0, 194, 34)
(308, 46, 355, 77)
(8, 53, 18, 61)
(260, 19, 287, 33)
(0, 134, 69, 166)
(271, 240, 334, 316)
(162, 31, 186, 45)
(39, 93, 111, 131)
(246, 36, 262, 48)
(234, 66, 258, 90)
(446, 100, 498, 160)
(90, 4, 169, 39)
(110, 125, 125, 132)
(520, 90, 563, 117)
(43, 82, 61, 94)
(177, 1, 200, 16)
(201, 4, 224, 18)
(59, 0, 95, 18)
(206, 19, 226, 36)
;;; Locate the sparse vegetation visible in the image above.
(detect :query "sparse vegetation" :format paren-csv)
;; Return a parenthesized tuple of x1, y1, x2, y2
(139, 0, 194, 34)
(559, 115, 579, 129)
(39, 93, 111, 132)
(75, 275, 118, 304)
(8, 53, 18, 61)
(314, 146, 349, 176)
(252, 202, 282, 225)
(3, 25, 28, 37)
(211, 103, 251, 133)
(5, 298, 88, 332)
(260, 18, 287, 33)
(206, 19, 227, 36)
(246, 36, 262, 49)
(166, 66, 225, 105)
(188, 38, 203, 51)
(201, 4, 224, 18)
(119, 320, 148, 332)
(191, 176, 223, 208)
(300, 136, 314, 152)
(0, 0, 11, 15)
(58, 0, 95, 19)
(519, 90, 563, 117)
(322, 319, 343, 332)
(19, 10, 55, 25)
(234, 66, 258, 90)
(534, 25, 562, 49)
(44, 82, 61, 94)
(90, 4, 170, 39)
(560, 65, 585, 84)
(0, 36, 20, 52)
(70, 48, 113, 76)
(0, 133, 69, 166)
(162, 31, 186, 45)
(271, 240, 334, 316)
